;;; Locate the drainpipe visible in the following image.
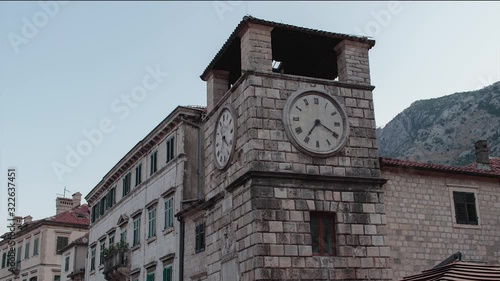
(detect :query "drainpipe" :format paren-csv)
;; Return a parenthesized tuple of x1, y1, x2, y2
(178, 216, 185, 281)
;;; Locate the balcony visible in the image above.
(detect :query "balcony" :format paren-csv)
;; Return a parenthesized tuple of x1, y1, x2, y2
(103, 244, 130, 281)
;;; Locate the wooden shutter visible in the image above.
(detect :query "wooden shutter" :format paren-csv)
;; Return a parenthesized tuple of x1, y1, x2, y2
(453, 192, 468, 224)
(466, 192, 478, 224)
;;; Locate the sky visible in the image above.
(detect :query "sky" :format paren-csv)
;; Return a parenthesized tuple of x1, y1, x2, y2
(1, 1, 500, 234)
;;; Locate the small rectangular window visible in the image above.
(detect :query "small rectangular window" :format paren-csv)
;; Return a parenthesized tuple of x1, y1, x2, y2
(148, 207, 157, 238)
(147, 272, 155, 281)
(109, 235, 114, 246)
(56, 237, 69, 254)
(120, 230, 127, 243)
(17, 245, 22, 262)
(133, 217, 141, 246)
(106, 187, 116, 209)
(453, 191, 479, 225)
(195, 222, 205, 253)
(33, 238, 39, 256)
(310, 212, 337, 256)
(123, 173, 132, 196)
(163, 265, 173, 281)
(24, 241, 30, 259)
(99, 240, 105, 265)
(150, 151, 158, 175)
(64, 256, 70, 272)
(135, 164, 142, 187)
(2, 253, 6, 268)
(90, 246, 96, 271)
(166, 137, 175, 163)
(164, 197, 174, 229)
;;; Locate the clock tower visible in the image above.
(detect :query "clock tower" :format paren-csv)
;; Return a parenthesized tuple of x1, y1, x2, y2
(182, 16, 392, 281)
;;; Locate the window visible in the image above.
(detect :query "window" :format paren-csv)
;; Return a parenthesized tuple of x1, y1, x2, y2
(164, 197, 174, 229)
(99, 240, 105, 265)
(24, 241, 30, 259)
(106, 187, 116, 209)
(64, 256, 70, 272)
(148, 207, 157, 238)
(16, 245, 22, 262)
(453, 191, 479, 225)
(99, 197, 105, 217)
(123, 172, 132, 196)
(91, 204, 98, 223)
(163, 265, 173, 281)
(135, 164, 142, 187)
(195, 222, 205, 253)
(109, 234, 115, 246)
(54, 276, 60, 281)
(150, 150, 158, 175)
(90, 246, 96, 271)
(133, 217, 141, 246)
(310, 212, 336, 256)
(166, 137, 175, 163)
(120, 230, 127, 243)
(146, 272, 155, 281)
(2, 253, 6, 268)
(33, 238, 39, 256)
(56, 237, 69, 254)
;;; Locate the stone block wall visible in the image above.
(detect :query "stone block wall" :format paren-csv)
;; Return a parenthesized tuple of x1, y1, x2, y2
(248, 177, 392, 280)
(383, 168, 500, 279)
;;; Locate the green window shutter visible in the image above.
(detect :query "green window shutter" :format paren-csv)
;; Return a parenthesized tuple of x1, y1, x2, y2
(163, 268, 166, 281)
(453, 192, 468, 224)
(167, 267, 172, 281)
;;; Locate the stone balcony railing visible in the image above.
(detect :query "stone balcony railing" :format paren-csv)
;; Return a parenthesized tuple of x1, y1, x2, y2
(103, 248, 131, 281)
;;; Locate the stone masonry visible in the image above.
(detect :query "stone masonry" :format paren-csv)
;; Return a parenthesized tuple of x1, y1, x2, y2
(182, 17, 393, 281)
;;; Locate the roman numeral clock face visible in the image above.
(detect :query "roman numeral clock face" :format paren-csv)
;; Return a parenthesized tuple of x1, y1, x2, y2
(283, 90, 349, 157)
(214, 107, 236, 169)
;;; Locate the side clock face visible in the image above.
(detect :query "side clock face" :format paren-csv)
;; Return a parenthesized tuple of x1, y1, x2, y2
(214, 106, 236, 169)
(283, 89, 349, 157)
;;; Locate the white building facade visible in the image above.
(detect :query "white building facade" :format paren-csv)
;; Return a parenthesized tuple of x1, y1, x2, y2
(0, 194, 89, 281)
(84, 106, 205, 281)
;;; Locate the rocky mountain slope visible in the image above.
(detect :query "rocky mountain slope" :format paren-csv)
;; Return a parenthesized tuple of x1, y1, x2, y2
(377, 81, 500, 166)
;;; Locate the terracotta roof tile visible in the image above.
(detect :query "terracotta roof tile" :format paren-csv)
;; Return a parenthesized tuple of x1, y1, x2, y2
(48, 204, 90, 226)
(402, 261, 500, 281)
(381, 157, 500, 178)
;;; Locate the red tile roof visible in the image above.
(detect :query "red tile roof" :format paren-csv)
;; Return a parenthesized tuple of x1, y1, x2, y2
(380, 157, 500, 178)
(48, 204, 90, 226)
(401, 261, 500, 281)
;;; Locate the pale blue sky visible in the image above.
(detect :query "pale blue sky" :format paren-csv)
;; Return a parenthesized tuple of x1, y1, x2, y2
(1, 1, 499, 233)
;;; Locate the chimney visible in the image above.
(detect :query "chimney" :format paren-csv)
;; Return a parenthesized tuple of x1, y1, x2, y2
(13, 216, 23, 231)
(24, 215, 32, 223)
(72, 192, 82, 207)
(474, 140, 491, 170)
(56, 197, 73, 214)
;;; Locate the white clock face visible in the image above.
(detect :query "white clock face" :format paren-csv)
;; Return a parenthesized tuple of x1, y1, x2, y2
(214, 107, 236, 169)
(283, 90, 349, 156)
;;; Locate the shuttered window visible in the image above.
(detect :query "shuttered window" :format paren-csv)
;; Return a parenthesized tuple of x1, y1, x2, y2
(453, 191, 478, 225)
(56, 237, 69, 254)
(163, 265, 173, 281)
(166, 137, 175, 163)
(123, 173, 131, 196)
(150, 151, 158, 175)
(195, 222, 205, 253)
(146, 272, 155, 281)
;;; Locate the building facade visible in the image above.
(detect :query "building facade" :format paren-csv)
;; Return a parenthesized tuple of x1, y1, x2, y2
(59, 234, 88, 281)
(381, 148, 500, 280)
(0, 193, 89, 281)
(83, 16, 500, 281)
(84, 106, 205, 281)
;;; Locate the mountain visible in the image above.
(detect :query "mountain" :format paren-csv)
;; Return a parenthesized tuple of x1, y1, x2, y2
(377, 81, 500, 166)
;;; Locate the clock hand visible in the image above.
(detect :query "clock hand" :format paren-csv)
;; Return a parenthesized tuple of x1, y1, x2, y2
(222, 135, 230, 146)
(307, 119, 322, 136)
(319, 123, 335, 134)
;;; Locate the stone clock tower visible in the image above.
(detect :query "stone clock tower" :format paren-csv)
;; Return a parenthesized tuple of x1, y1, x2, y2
(182, 16, 392, 281)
